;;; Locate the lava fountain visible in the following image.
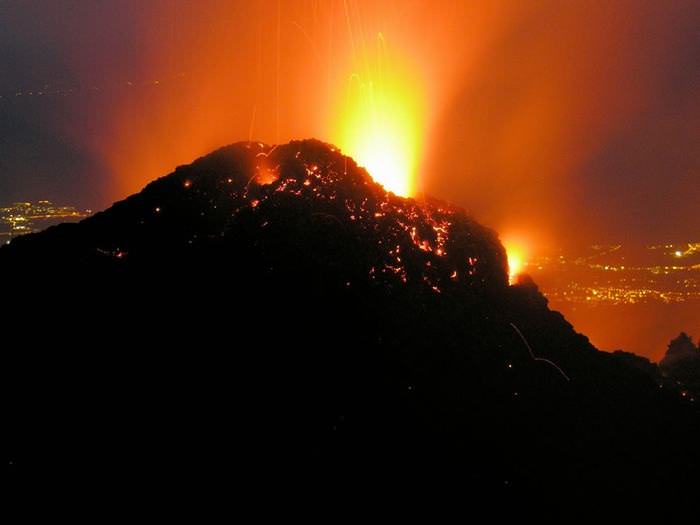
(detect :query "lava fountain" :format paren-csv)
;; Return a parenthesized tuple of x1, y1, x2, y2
(502, 235, 529, 285)
(329, 37, 425, 198)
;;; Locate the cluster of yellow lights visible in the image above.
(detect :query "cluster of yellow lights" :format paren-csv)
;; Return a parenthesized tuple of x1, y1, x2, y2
(331, 53, 424, 198)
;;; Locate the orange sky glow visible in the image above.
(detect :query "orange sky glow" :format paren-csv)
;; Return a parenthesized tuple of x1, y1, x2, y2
(68, 0, 697, 360)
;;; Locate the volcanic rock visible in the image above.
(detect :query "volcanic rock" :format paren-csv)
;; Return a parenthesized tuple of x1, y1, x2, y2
(4, 139, 699, 499)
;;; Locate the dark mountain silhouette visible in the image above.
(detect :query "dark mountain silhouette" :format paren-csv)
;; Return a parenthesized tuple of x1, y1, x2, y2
(5, 139, 699, 500)
(660, 332, 700, 400)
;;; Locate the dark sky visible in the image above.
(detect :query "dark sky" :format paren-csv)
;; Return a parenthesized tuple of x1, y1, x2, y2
(0, 0, 146, 207)
(0, 0, 698, 245)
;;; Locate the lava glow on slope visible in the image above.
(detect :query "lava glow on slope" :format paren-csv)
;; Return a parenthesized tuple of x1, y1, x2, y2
(502, 236, 528, 285)
(330, 48, 424, 197)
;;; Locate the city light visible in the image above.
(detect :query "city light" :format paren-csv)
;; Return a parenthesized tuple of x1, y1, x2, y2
(0, 200, 91, 241)
(523, 242, 700, 305)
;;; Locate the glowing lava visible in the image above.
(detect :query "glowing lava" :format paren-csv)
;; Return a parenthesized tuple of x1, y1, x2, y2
(502, 237, 528, 285)
(331, 52, 424, 197)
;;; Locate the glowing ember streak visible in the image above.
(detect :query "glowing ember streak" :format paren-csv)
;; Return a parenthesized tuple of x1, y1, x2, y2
(330, 44, 424, 197)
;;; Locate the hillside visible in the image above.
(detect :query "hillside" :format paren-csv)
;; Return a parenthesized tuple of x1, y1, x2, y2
(5, 139, 698, 498)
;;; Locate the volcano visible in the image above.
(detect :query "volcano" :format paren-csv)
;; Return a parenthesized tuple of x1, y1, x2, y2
(5, 140, 699, 499)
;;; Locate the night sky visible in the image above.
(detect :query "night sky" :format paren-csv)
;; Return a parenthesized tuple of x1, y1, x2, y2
(1, 0, 698, 245)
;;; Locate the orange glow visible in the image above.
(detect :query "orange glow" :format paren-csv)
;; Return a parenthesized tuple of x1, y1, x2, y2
(255, 166, 279, 186)
(507, 251, 524, 285)
(502, 236, 529, 285)
(100, 2, 434, 203)
(29, 1, 699, 361)
(330, 55, 425, 197)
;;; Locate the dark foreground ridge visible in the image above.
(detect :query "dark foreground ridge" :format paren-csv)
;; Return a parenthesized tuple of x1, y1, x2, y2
(4, 139, 699, 499)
